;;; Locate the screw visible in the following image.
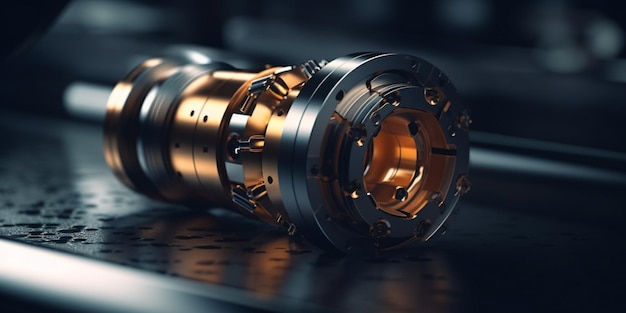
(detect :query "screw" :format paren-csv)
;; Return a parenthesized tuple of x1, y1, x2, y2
(369, 218, 391, 238)
(346, 181, 361, 199)
(414, 219, 432, 238)
(350, 190, 360, 199)
(458, 109, 472, 131)
(455, 175, 471, 195)
(394, 187, 408, 201)
(424, 88, 440, 105)
(349, 124, 367, 147)
(384, 91, 400, 106)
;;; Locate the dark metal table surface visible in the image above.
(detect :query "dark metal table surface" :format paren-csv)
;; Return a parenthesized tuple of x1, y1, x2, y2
(0, 110, 625, 313)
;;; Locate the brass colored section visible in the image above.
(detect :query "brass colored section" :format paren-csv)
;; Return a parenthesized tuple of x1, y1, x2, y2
(103, 58, 179, 198)
(104, 60, 311, 226)
(364, 109, 456, 218)
(168, 70, 255, 205)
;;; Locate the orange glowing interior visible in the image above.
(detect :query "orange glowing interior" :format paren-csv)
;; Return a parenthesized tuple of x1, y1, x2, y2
(363, 109, 456, 218)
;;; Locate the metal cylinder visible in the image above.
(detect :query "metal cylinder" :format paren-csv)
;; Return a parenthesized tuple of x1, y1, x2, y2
(103, 52, 470, 253)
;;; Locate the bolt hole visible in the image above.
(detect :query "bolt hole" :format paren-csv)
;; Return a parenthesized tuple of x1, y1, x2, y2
(174, 142, 180, 149)
(267, 176, 274, 184)
(277, 110, 285, 116)
(310, 165, 319, 176)
(176, 171, 183, 178)
(203, 115, 208, 123)
(227, 135, 240, 161)
(335, 90, 344, 101)
(408, 121, 419, 136)
(203, 145, 208, 153)
(190, 110, 195, 117)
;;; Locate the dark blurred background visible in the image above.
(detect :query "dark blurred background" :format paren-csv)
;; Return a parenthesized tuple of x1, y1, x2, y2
(3, 0, 626, 151)
(1, 1, 626, 312)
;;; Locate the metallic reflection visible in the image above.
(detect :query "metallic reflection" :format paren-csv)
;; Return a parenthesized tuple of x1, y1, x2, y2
(0, 114, 459, 311)
(0, 238, 318, 313)
(97, 210, 459, 312)
(3, 110, 624, 312)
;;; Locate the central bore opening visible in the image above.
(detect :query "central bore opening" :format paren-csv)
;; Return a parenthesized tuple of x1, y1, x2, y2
(363, 109, 456, 218)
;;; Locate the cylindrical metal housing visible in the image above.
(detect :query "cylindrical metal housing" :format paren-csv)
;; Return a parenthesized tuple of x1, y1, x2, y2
(103, 52, 470, 253)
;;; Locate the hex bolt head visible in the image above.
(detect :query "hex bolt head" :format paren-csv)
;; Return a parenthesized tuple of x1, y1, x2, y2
(369, 218, 391, 238)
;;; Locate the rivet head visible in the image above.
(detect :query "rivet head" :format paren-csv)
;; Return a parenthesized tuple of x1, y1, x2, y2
(370, 218, 391, 238)
(455, 175, 471, 195)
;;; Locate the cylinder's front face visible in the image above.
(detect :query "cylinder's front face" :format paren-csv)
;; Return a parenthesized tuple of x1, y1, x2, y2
(103, 53, 470, 254)
(363, 108, 456, 219)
